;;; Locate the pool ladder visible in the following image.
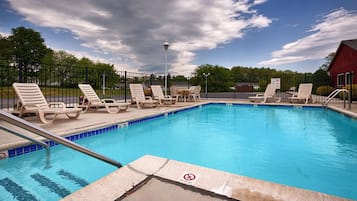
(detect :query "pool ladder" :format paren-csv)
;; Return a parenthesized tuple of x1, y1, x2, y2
(322, 89, 351, 109)
(0, 110, 122, 168)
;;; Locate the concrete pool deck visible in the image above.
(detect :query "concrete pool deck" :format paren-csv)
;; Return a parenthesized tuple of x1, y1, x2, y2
(1, 99, 356, 201)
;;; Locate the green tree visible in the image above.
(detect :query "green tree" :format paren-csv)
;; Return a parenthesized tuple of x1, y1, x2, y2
(192, 64, 232, 92)
(0, 35, 17, 85)
(0, 35, 13, 61)
(8, 27, 49, 82)
(320, 52, 335, 70)
(312, 68, 332, 91)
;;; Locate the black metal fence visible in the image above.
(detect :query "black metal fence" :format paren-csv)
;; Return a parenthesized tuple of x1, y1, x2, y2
(0, 60, 353, 111)
(0, 61, 157, 110)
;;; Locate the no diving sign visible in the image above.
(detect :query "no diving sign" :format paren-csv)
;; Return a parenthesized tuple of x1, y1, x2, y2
(179, 172, 199, 185)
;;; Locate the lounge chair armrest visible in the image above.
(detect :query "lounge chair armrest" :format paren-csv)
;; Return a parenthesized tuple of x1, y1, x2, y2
(101, 99, 116, 103)
(48, 102, 66, 108)
(291, 92, 298, 97)
(20, 103, 41, 110)
(145, 96, 153, 100)
(255, 93, 264, 97)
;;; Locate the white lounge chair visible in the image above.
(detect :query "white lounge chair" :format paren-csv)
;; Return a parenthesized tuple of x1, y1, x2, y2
(12, 83, 81, 124)
(188, 86, 201, 102)
(150, 85, 176, 105)
(288, 83, 313, 104)
(78, 84, 130, 113)
(248, 84, 280, 103)
(129, 84, 158, 109)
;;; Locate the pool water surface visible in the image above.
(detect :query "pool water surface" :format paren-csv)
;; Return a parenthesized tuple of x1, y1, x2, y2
(1, 104, 357, 200)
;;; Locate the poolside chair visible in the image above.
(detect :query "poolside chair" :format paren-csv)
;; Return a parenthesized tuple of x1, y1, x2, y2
(248, 84, 280, 103)
(150, 85, 176, 105)
(188, 85, 201, 102)
(129, 84, 159, 109)
(12, 83, 81, 124)
(78, 84, 130, 113)
(288, 83, 313, 104)
(170, 86, 184, 102)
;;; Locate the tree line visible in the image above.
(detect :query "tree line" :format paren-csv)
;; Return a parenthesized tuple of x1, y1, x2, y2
(1, 26, 332, 92)
(0, 27, 119, 88)
(189, 63, 331, 92)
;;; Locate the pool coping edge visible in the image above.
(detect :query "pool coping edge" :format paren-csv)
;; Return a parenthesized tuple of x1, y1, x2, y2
(61, 155, 352, 201)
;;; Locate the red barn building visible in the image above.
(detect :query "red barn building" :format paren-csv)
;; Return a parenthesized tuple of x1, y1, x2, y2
(328, 39, 357, 87)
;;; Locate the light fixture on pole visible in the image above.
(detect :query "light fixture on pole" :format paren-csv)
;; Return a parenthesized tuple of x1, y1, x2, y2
(163, 42, 170, 96)
(203, 72, 210, 99)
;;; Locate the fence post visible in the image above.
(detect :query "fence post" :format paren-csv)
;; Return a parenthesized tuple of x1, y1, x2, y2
(350, 71, 354, 103)
(124, 71, 127, 103)
(150, 74, 153, 85)
(18, 62, 23, 83)
(85, 66, 88, 83)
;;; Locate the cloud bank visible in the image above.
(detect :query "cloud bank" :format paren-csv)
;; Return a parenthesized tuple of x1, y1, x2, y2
(259, 8, 357, 66)
(7, 0, 271, 74)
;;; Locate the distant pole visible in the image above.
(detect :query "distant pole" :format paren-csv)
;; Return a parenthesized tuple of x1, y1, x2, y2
(124, 71, 127, 102)
(102, 73, 106, 96)
(163, 42, 170, 96)
(203, 73, 210, 99)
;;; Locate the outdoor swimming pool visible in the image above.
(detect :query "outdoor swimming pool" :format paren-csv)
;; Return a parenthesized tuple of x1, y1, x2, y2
(1, 103, 357, 200)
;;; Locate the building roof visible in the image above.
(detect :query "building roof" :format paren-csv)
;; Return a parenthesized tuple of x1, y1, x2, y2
(328, 39, 357, 71)
(342, 39, 357, 51)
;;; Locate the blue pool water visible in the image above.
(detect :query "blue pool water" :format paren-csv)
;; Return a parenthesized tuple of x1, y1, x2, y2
(1, 104, 357, 200)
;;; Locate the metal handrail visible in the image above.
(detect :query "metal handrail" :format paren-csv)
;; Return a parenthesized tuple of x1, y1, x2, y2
(0, 110, 122, 168)
(0, 125, 51, 168)
(322, 89, 350, 109)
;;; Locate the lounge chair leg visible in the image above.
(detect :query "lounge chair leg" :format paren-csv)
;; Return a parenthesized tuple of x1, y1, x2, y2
(105, 105, 120, 113)
(38, 111, 56, 124)
(66, 111, 80, 119)
(119, 105, 129, 111)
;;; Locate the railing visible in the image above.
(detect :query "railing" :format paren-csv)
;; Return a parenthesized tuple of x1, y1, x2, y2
(322, 89, 350, 109)
(0, 125, 50, 168)
(0, 110, 123, 168)
(0, 61, 168, 110)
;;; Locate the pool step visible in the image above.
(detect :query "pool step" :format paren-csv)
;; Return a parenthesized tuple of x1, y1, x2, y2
(57, 169, 89, 187)
(0, 171, 89, 200)
(31, 173, 71, 198)
(0, 177, 39, 201)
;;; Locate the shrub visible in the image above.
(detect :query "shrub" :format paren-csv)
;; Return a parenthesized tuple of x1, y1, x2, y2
(316, 85, 334, 96)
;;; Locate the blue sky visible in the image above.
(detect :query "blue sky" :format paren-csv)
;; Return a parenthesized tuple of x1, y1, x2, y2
(1, 0, 357, 75)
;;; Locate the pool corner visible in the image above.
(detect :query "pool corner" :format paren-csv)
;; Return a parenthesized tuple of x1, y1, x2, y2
(61, 155, 352, 201)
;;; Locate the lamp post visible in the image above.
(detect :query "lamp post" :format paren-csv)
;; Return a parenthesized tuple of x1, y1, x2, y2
(163, 42, 170, 96)
(187, 75, 190, 88)
(203, 72, 210, 99)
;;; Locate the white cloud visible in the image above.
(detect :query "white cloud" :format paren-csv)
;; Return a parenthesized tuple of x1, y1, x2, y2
(259, 8, 357, 66)
(0, 31, 10, 37)
(254, 0, 267, 5)
(7, 0, 271, 74)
